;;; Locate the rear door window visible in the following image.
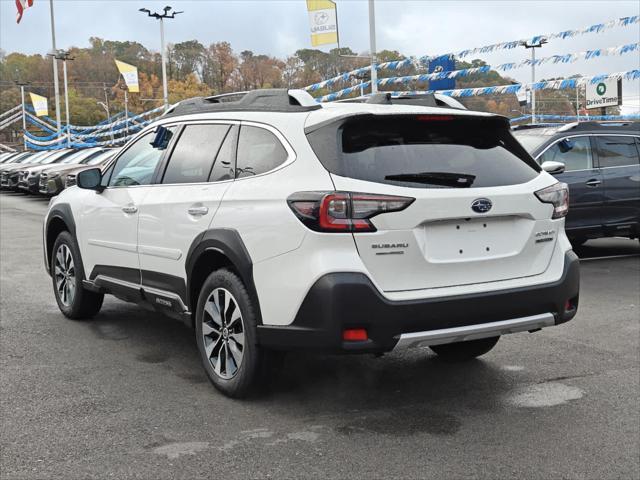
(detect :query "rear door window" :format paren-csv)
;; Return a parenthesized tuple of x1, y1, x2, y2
(595, 136, 640, 168)
(162, 124, 230, 184)
(236, 126, 288, 178)
(538, 136, 594, 171)
(307, 115, 540, 188)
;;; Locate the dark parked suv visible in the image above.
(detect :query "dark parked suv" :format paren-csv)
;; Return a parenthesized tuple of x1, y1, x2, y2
(513, 122, 640, 245)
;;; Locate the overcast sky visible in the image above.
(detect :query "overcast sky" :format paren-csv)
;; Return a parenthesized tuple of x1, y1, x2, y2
(1, 0, 639, 110)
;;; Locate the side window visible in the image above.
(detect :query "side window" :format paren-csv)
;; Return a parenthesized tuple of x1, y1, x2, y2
(538, 136, 593, 172)
(235, 125, 288, 178)
(595, 136, 640, 168)
(108, 127, 174, 187)
(162, 124, 230, 184)
(209, 125, 238, 182)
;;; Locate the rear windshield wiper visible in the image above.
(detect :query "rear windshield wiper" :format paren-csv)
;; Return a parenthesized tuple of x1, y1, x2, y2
(384, 171, 476, 188)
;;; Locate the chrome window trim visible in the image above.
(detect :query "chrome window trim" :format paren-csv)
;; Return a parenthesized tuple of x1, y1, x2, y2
(535, 134, 640, 172)
(103, 119, 296, 189)
(233, 120, 297, 183)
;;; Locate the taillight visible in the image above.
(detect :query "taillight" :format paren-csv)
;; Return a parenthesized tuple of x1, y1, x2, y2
(535, 182, 569, 219)
(287, 191, 414, 233)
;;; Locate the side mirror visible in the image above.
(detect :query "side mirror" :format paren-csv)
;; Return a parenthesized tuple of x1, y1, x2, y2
(541, 160, 566, 175)
(77, 168, 103, 191)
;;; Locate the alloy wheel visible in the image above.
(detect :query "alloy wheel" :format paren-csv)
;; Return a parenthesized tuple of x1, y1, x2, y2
(54, 244, 76, 306)
(201, 288, 245, 379)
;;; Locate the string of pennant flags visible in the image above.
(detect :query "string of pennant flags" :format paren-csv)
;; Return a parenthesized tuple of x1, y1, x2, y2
(368, 69, 640, 100)
(307, 41, 639, 95)
(304, 15, 640, 92)
(317, 65, 640, 103)
(24, 106, 164, 149)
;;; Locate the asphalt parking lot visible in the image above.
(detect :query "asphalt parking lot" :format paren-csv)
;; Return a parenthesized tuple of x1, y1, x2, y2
(1, 191, 638, 480)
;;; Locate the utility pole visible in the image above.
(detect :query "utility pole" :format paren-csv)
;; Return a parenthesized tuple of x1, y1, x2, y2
(16, 81, 29, 151)
(50, 50, 74, 148)
(368, 0, 377, 94)
(102, 83, 114, 144)
(139, 6, 183, 112)
(520, 38, 547, 125)
(48, 0, 62, 138)
(119, 84, 129, 138)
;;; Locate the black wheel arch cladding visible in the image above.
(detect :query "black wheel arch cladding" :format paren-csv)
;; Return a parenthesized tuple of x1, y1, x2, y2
(185, 228, 261, 322)
(44, 203, 76, 275)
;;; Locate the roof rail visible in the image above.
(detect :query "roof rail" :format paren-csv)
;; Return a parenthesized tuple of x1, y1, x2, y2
(163, 89, 321, 117)
(340, 92, 466, 110)
(557, 120, 639, 132)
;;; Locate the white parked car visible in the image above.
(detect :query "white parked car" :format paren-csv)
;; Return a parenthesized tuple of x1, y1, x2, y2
(43, 89, 580, 397)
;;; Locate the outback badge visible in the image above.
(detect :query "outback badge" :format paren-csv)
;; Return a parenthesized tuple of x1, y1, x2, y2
(471, 198, 492, 214)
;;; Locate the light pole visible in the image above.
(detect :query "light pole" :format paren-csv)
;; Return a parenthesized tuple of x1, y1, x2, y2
(368, 0, 377, 94)
(139, 6, 183, 112)
(50, 50, 74, 148)
(520, 38, 547, 124)
(48, 0, 62, 138)
(16, 81, 30, 151)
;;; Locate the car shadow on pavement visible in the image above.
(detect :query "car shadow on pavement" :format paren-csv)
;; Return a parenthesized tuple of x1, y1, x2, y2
(89, 300, 512, 433)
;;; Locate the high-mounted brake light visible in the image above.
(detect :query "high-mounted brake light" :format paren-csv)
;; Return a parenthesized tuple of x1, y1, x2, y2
(535, 182, 569, 219)
(416, 115, 454, 121)
(287, 191, 414, 233)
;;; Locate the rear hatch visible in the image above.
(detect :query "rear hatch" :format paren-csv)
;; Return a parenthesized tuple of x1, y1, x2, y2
(306, 113, 557, 292)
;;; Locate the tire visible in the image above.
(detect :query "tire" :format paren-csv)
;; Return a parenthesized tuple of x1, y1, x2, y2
(51, 231, 104, 320)
(430, 336, 499, 362)
(195, 268, 278, 398)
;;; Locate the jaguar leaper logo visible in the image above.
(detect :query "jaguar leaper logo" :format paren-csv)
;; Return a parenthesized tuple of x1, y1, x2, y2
(596, 82, 607, 96)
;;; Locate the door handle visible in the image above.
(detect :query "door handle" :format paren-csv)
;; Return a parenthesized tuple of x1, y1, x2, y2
(585, 179, 602, 187)
(188, 206, 209, 216)
(122, 205, 138, 214)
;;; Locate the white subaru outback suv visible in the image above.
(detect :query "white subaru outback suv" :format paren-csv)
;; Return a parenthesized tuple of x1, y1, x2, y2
(44, 89, 579, 397)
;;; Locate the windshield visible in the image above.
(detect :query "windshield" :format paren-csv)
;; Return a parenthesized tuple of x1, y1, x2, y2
(41, 151, 71, 164)
(59, 150, 98, 164)
(512, 133, 552, 153)
(307, 115, 540, 189)
(42, 150, 74, 164)
(86, 150, 117, 165)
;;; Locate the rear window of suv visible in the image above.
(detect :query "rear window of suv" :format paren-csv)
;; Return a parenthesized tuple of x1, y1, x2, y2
(306, 115, 540, 188)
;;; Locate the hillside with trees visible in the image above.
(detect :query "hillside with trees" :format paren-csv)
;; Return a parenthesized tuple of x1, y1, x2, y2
(0, 38, 583, 144)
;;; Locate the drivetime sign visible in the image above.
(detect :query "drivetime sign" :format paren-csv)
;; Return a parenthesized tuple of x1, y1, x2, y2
(586, 78, 622, 110)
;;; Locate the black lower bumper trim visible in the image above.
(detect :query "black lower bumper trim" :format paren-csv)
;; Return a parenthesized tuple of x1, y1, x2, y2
(257, 251, 580, 353)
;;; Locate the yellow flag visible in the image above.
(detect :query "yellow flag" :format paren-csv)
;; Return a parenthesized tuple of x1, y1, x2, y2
(29, 92, 48, 117)
(115, 59, 140, 93)
(307, 0, 339, 47)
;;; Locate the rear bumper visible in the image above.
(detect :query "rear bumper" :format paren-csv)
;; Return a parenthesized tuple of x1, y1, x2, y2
(257, 251, 580, 353)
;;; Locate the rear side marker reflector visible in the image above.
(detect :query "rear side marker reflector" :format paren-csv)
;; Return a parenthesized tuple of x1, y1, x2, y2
(343, 329, 368, 341)
(287, 191, 414, 233)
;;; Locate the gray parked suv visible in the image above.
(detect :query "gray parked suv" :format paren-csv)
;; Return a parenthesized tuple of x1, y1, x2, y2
(513, 121, 640, 245)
